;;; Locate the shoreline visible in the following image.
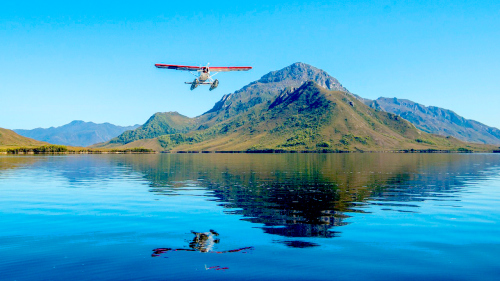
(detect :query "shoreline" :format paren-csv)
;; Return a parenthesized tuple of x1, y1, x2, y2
(1, 145, 498, 155)
(169, 150, 498, 154)
(0, 145, 155, 155)
(2, 150, 499, 155)
(0, 151, 157, 155)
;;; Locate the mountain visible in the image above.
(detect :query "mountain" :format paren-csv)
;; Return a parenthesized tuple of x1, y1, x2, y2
(163, 82, 431, 152)
(203, 62, 349, 118)
(15, 121, 140, 147)
(101, 62, 349, 148)
(363, 97, 500, 144)
(96, 62, 495, 152)
(98, 81, 491, 152)
(0, 128, 48, 147)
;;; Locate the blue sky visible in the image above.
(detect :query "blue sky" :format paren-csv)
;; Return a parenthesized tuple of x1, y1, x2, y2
(1, 0, 499, 130)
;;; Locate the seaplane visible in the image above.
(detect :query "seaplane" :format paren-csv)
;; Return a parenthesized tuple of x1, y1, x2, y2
(154, 63, 252, 91)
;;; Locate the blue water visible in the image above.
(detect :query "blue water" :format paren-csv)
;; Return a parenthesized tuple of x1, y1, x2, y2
(1, 154, 499, 280)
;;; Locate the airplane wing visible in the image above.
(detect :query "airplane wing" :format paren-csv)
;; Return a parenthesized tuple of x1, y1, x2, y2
(209, 66, 252, 72)
(155, 64, 202, 71)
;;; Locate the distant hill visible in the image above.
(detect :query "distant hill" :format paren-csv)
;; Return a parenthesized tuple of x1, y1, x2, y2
(108, 112, 195, 145)
(362, 97, 500, 144)
(0, 128, 48, 147)
(15, 121, 140, 147)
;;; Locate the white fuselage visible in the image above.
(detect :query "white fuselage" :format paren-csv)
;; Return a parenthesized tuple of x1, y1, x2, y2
(198, 67, 210, 82)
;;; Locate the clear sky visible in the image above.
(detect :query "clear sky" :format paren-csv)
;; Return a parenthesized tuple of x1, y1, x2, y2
(1, 0, 499, 130)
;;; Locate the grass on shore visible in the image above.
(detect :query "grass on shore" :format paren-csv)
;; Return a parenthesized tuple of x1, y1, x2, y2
(0, 145, 155, 154)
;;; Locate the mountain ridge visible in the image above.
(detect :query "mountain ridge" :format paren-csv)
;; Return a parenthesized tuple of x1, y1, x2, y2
(363, 97, 500, 144)
(15, 121, 140, 147)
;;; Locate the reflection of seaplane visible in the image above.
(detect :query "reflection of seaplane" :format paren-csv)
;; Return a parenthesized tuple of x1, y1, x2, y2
(154, 63, 252, 91)
(151, 229, 253, 258)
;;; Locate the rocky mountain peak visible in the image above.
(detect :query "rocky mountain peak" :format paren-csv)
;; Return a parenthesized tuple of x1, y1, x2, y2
(258, 62, 349, 92)
(204, 62, 349, 115)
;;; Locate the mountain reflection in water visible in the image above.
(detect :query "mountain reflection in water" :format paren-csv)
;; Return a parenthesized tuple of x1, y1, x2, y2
(1, 154, 497, 241)
(123, 154, 498, 239)
(4, 153, 493, 240)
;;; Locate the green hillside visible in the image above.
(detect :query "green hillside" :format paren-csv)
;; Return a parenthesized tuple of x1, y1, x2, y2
(0, 128, 49, 147)
(106, 111, 195, 146)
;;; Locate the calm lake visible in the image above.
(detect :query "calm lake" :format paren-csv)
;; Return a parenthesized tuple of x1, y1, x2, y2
(1, 154, 499, 280)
